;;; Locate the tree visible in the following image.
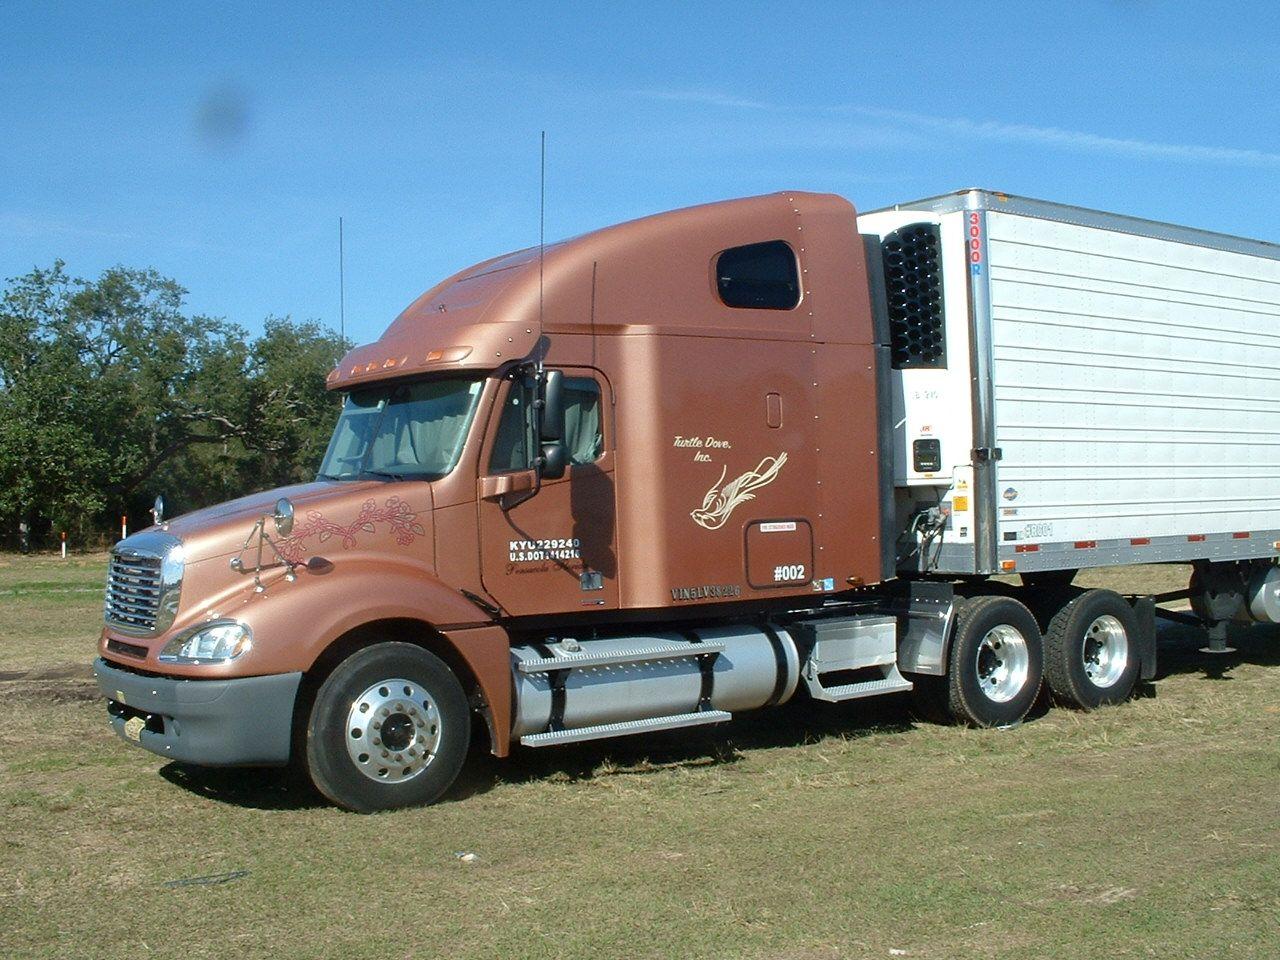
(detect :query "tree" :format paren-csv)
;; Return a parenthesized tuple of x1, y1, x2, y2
(243, 316, 348, 489)
(0, 262, 348, 545)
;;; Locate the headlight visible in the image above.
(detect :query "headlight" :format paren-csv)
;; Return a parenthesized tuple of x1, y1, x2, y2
(158, 620, 253, 664)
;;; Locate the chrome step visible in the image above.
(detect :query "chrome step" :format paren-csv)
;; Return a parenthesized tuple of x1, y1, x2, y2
(519, 710, 732, 747)
(805, 664, 913, 703)
(515, 641, 725, 674)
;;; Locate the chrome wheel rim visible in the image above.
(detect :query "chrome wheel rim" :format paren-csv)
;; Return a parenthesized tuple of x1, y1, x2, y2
(975, 624, 1030, 703)
(1082, 615, 1129, 689)
(345, 678, 442, 783)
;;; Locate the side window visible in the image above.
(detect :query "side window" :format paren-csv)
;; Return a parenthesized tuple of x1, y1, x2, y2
(716, 240, 800, 310)
(487, 374, 605, 472)
(488, 377, 536, 473)
(562, 378, 603, 465)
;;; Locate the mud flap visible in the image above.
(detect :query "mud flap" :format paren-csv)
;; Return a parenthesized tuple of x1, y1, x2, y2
(1131, 596, 1158, 680)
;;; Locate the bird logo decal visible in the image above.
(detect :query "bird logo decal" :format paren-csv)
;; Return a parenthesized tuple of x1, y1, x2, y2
(690, 453, 788, 530)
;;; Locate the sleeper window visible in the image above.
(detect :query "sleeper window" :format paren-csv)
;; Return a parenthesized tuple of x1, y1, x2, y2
(716, 240, 800, 310)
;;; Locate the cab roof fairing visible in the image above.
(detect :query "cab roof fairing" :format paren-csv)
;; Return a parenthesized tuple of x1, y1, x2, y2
(325, 190, 860, 392)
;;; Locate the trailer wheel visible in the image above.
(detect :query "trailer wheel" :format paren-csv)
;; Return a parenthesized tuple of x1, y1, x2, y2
(946, 595, 1044, 727)
(1043, 589, 1139, 709)
(304, 642, 470, 812)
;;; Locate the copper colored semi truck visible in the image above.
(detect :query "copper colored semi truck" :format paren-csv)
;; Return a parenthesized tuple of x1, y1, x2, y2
(95, 189, 1280, 811)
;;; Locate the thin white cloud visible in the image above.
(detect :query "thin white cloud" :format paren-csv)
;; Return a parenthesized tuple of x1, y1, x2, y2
(843, 104, 1280, 168)
(635, 88, 1280, 168)
(637, 88, 777, 112)
(0, 213, 137, 242)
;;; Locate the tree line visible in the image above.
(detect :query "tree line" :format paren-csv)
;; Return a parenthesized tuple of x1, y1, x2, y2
(0, 262, 349, 548)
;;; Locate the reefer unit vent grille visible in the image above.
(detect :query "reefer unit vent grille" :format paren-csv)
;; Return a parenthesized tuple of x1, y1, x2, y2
(882, 224, 945, 368)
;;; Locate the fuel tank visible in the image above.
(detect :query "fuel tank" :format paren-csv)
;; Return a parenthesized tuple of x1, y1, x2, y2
(511, 625, 800, 738)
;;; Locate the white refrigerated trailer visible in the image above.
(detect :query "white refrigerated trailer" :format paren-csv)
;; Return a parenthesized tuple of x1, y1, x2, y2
(859, 192, 1280, 586)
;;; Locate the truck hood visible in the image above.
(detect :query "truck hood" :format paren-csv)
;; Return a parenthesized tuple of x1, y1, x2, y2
(158, 480, 389, 563)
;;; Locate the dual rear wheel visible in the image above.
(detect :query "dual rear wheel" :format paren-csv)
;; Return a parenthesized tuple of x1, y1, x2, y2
(912, 589, 1140, 727)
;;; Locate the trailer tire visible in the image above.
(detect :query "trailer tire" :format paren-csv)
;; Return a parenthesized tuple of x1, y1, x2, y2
(946, 595, 1044, 727)
(304, 642, 470, 813)
(1043, 589, 1140, 709)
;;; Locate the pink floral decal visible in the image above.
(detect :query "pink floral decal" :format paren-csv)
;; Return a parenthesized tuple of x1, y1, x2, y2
(278, 497, 426, 562)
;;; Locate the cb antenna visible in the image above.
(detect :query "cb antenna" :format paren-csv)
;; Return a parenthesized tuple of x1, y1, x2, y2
(338, 216, 346, 348)
(537, 130, 546, 372)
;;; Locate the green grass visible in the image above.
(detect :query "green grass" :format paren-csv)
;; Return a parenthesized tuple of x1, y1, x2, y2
(0, 559, 1277, 959)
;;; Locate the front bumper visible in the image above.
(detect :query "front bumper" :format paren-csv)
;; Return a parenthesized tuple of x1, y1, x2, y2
(93, 658, 303, 767)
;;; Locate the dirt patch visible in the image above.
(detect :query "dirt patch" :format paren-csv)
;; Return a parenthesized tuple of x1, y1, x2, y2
(0, 663, 93, 682)
(0, 663, 98, 702)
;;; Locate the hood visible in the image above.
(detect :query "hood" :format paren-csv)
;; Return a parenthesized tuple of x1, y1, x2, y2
(159, 480, 386, 563)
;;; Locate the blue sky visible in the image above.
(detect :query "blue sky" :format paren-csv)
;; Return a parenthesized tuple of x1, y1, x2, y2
(2, 2, 1278, 346)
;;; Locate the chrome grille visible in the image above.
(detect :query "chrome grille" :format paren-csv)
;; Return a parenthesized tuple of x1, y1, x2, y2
(104, 530, 183, 636)
(105, 554, 163, 632)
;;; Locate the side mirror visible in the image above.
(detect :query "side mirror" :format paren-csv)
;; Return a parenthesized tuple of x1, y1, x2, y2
(538, 369, 564, 442)
(539, 442, 567, 480)
(151, 495, 165, 526)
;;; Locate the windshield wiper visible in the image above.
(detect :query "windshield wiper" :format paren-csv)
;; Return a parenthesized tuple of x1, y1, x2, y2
(359, 469, 406, 482)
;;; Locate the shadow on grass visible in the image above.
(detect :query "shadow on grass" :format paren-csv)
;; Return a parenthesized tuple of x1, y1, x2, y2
(158, 762, 326, 812)
(1153, 618, 1280, 682)
(451, 693, 916, 801)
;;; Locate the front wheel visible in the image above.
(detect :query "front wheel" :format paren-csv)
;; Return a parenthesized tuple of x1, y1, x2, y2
(946, 595, 1044, 727)
(305, 642, 471, 812)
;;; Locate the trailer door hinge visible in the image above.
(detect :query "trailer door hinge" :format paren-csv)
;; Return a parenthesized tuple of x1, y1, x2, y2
(971, 447, 1003, 463)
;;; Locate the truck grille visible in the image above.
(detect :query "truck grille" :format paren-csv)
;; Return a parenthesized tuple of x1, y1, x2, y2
(105, 554, 164, 633)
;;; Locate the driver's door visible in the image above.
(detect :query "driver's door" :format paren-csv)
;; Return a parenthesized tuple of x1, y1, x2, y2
(476, 369, 619, 616)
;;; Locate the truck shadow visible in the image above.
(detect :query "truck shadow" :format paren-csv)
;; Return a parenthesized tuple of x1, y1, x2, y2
(158, 762, 328, 812)
(450, 695, 917, 801)
(1150, 618, 1280, 682)
(155, 620, 1280, 811)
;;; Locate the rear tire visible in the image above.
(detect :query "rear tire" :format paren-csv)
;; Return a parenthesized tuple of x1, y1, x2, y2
(946, 595, 1044, 727)
(1043, 589, 1140, 709)
(305, 642, 470, 812)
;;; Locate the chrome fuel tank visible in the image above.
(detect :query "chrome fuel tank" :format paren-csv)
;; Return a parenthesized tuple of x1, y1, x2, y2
(511, 625, 800, 739)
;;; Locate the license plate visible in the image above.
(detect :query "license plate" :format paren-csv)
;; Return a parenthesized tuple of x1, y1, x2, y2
(123, 716, 146, 742)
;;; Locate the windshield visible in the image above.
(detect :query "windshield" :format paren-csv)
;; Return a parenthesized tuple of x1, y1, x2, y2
(318, 377, 484, 481)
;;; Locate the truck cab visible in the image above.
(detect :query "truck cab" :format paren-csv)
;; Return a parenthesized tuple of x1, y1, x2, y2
(95, 191, 895, 810)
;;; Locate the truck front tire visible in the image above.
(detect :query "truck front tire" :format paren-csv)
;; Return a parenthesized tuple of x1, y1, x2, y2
(1043, 589, 1140, 709)
(945, 595, 1044, 727)
(304, 642, 471, 812)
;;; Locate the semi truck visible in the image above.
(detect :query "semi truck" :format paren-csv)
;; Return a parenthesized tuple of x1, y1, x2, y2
(94, 188, 1280, 812)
